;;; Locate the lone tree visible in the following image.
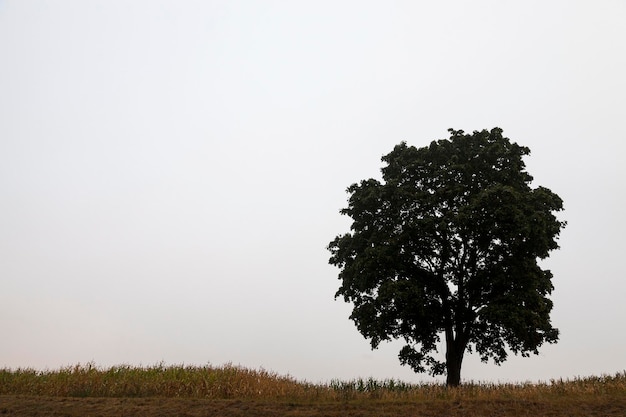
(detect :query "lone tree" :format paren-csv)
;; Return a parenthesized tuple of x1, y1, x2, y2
(328, 128, 565, 387)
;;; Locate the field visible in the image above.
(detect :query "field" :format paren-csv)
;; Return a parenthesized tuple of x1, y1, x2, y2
(1, 363, 625, 416)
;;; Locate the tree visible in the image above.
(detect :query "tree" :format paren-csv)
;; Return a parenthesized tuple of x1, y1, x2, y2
(328, 128, 565, 387)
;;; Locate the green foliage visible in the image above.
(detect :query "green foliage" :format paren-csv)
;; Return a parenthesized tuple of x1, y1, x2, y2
(328, 128, 566, 385)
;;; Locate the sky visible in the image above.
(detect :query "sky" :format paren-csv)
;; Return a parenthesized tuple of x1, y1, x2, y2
(1, 0, 625, 384)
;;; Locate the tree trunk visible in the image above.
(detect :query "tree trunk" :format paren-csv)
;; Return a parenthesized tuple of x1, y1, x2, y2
(446, 352, 463, 387)
(445, 333, 466, 387)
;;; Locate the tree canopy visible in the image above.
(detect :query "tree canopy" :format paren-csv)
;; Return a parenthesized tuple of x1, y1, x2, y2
(328, 128, 565, 386)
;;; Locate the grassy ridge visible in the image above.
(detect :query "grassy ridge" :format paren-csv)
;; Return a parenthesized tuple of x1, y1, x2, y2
(1, 363, 625, 402)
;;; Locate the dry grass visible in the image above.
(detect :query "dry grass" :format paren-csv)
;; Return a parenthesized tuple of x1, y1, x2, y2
(1, 364, 625, 416)
(1, 362, 625, 403)
(0, 363, 320, 400)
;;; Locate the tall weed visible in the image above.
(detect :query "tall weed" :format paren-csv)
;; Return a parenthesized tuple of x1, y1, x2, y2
(1, 363, 624, 402)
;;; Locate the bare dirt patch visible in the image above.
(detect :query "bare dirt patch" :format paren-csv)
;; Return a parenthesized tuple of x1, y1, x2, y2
(2, 395, 626, 417)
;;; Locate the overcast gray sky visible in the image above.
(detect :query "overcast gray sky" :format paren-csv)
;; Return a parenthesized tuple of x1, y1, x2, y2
(1, 0, 625, 384)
